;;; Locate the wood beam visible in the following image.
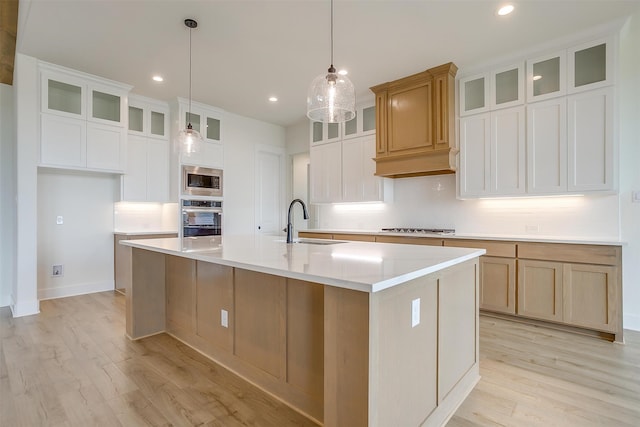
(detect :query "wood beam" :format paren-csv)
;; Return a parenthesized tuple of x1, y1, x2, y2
(0, 0, 19, 85)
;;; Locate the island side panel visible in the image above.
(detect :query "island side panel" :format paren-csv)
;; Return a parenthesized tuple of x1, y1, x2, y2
(128, 248, 166, 339)
(369, 274, 439, 427)
(324, 286, 369, 427)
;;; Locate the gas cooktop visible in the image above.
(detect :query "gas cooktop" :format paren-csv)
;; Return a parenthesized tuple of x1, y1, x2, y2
(381, 228, 455, 235)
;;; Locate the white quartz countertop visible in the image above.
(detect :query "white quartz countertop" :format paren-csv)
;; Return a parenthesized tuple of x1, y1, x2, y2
(121, 235, 485, 293)
(301, 229, 625, 246)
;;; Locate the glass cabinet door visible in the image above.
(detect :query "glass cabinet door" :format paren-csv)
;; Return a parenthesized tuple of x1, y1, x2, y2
(459, 74, 489, 116)
(150, 111, 166, 137)
(186, 112, 201, 133)
(327, 122, 340, 141)
(311, 121, 323, 144)
(362, 106, 376, 133)
(344, 115, 357, 137)
(568, 37, 612, 93)
(526, 51, 566, 102)
(128, 106, 144, 133)
(92, 90, 121, 123)
(492, 63, 524, 109)
(206, 116, 221, 141)
(41, 71, 86, 118)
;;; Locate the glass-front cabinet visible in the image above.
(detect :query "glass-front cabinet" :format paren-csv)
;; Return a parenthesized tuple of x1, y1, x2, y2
(568, 36, 613, 93)
(492, 63, 524, 109)
(459, 74, 489, 116)
(309, 101, 376, 144)
(128, 94, 169, 139)
(526, 51, 567, 102)
(39, 63, 131, 173)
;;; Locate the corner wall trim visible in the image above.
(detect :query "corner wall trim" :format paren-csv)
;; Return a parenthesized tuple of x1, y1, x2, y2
(10, 299, 40, 317)
(38, 280, 115, 301)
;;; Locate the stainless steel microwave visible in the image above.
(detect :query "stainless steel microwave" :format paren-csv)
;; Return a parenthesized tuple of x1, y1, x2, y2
(182, 165, 223, 197)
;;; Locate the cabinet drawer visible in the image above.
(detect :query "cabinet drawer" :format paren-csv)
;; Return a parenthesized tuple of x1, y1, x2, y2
(444, 239, 516, 258)
(376, 235, 443, 246)
(518, 242, 620, 265)
(332, 233, 376, 242)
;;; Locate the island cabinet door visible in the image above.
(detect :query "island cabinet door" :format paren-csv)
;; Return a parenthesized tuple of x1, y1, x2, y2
(166, 255, 196, 335)
(195, 261, 234, 352)
(234, 270, 287, 379)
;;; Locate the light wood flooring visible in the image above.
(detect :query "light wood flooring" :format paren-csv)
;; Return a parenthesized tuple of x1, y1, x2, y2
(1, 291, 639, 426)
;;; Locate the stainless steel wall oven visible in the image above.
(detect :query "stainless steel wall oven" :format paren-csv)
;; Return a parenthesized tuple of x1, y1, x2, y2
(182, 199, 222, 237)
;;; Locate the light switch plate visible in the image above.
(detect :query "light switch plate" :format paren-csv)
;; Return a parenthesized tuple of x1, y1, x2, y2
(221, 309, 228, 328)
(56, 216, 63, 225)
(632, 191, 640, 203)
(411, 298, 420, 328)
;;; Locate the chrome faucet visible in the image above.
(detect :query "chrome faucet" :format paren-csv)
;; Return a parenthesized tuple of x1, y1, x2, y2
(286, 199, 309, 243)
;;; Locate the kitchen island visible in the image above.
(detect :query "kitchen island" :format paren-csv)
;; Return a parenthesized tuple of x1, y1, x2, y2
(122, 235, 485, 427)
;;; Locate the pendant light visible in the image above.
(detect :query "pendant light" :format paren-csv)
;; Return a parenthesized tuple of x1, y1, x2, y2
(306, 0, 355, 123)
(177, 18, 203, 154)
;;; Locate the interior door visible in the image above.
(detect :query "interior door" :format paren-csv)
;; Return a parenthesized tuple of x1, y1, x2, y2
(255, 145, 284, 234)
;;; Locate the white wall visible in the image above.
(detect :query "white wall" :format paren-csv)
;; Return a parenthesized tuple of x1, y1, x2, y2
(222, 111, 286, 235)
(0, 83, 15, 307)
(619, 6, 640, 331)
(13, 53, 39, 316)
(37, 169, 119, 300)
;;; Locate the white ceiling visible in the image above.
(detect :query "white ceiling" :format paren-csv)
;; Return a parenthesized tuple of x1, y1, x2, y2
(17, 0, 638, 127)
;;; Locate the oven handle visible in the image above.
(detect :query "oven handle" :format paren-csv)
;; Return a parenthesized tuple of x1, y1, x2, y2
(182, 208, 223, 214)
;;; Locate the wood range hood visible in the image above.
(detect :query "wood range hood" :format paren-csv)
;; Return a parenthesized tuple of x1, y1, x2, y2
(370, 62, 458, 178)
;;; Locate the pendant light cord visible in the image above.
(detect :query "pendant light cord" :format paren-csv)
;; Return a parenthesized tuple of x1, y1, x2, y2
(330, 0, 334, 69)
(188, 24, 193, 124)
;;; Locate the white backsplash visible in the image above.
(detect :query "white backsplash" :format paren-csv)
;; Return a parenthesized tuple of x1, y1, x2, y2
(114, 202, 179, 232)
(315, 174, 621, 240)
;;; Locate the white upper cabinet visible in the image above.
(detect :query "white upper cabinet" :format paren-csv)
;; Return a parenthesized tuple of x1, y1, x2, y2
(342, 104, 377, 139)
(459, 73, 490, 116)
(567, 87, 614, 192)
(568, 36, 614, 94)
(342, 136, 390, 202)
(527, 98, 568, 194)
(310, 141, 342, 203)
(459, 106, 525, 198)
(39, 62, 131, 173)
(121, 95, 170, 202)
(492, 63, 525, 110)
(128, 94, 169, 139)
(526, 50, 567, 103)
(310, 121, 340, 145)
(460, 62, 524, 117)
(173, 98, 224, 169)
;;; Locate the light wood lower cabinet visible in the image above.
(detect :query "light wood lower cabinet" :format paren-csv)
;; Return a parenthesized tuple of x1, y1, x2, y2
(517, 259, 564, 322)
(166, 255, 196, 334)
(563, 263, 618, 333)
(300, 232, 623, 340)
(479, 257, 516, 315)
(195, 262, 234, 352)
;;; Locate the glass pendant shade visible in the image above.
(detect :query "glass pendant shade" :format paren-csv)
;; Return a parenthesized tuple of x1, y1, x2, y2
(307, 68, 356, 123)
(177, 124, 203, 154)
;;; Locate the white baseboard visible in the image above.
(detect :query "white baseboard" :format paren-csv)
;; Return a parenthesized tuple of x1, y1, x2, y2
(624, 313, 640, 332)
(10, 299, 40, 317)
(38, 280, 115, 301)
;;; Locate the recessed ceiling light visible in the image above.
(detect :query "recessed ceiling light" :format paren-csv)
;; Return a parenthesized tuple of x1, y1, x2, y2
(152, 75, 164, 82)
(533, 75, 542, 81)
(268, 96, 278, 102)
(338, 69, 348, 76)
(497, 4, 514, 16)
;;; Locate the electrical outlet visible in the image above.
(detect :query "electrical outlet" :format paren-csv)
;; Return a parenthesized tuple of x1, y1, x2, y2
(56, 216, 64, 225)
(411, 298, 420, 328)
(52, 265, 63, 277)
(525, 224, 539, 233)
(632, 191, 640, 203)
(221, 309, 228, 328)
